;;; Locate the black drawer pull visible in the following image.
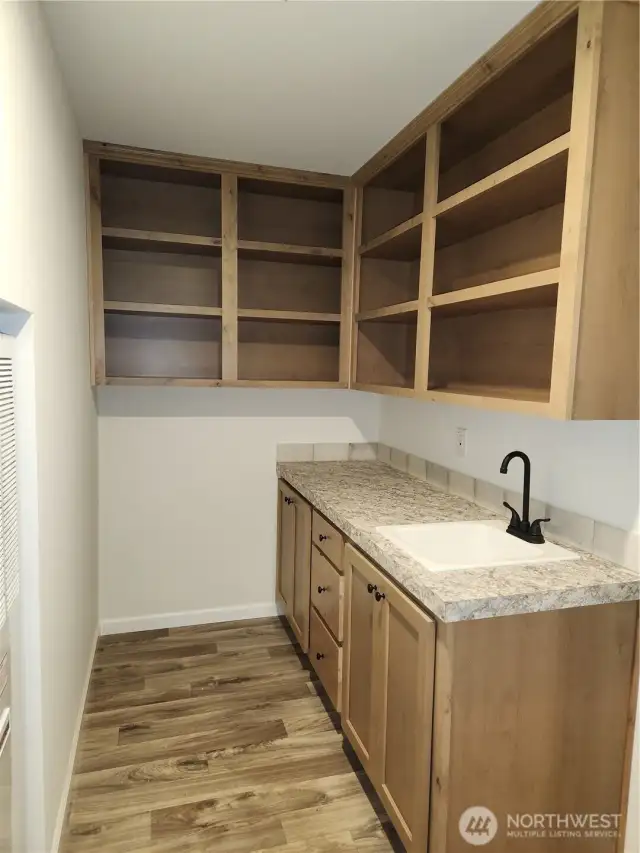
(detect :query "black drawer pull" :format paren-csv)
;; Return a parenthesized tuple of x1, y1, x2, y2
(316, 652, 325, 661)
(367, 583, 377, 594)
(318, 533, 329, 542)
(317, 585, 328, 594)
(375, 590, 386, 602)
(284, 496, 293, 505)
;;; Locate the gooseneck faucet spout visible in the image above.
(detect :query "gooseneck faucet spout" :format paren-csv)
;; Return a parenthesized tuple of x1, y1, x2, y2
(500, 450, 531, 524)
(499, 450, 550, 544)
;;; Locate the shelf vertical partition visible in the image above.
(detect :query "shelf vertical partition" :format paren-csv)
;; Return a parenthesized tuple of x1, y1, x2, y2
(221, 174, 238, 382)
(414, 126, 441, 393)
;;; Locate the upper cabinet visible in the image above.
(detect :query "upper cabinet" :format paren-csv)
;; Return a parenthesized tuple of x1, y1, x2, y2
(85, 152, 354, 388)
(351, 1, 639, 419)
(84, 1, 637, 419)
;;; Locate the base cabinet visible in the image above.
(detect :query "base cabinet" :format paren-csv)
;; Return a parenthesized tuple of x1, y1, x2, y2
(343, 544, 436, 852)
(277, 478, 638, 853)
(276, 481, 311, 652)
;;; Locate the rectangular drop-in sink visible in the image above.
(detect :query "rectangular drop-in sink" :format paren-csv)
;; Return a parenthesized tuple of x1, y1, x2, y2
(376, 519, 577, 572)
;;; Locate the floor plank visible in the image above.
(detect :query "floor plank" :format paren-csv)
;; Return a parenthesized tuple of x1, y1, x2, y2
(62, 617, 397, 853)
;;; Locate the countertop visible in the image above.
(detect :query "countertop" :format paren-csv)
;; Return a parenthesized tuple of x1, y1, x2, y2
(277, 460, 640, 622)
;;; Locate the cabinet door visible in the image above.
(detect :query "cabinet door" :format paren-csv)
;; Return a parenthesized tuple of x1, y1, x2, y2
(290, 494, 311, 652)
(342, 544, 384, 777)
(375, 576, 436, 853)
(276, 482, 295, 610)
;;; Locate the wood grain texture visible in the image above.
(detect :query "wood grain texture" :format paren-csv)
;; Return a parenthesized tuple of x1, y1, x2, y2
(84, 140, 349, 189)
(570, 0, 639, 419)
(63, 618, 397, 853)
(85, 154, 106, 385)
(550, 1, 605, 418)
(429, 601, 638, 853)
(222, 174, 239, 381)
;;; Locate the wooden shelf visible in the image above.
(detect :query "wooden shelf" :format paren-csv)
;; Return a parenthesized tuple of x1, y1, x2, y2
(105, 301, 222, 318)
(351, 383, 416, 398)
(237, 240, 342, 266)
(428, 269, 560, 316)
(105, 376, 223, 387)
(102, 227, 222, 255)
(435, 136, 570, 248)
(237, 309, 341, 323)
(105, 377, 344, 389)
(356, 301, 418, 322)
(361, 137, 426, 244)
(425, 385, 551, 414)
(359, 215, 423, 261)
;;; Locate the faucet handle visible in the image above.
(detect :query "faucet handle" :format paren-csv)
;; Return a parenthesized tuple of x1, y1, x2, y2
(528, 517, 550, 544)
(529, 517, 551, 534)
(503, 501, 522, 529)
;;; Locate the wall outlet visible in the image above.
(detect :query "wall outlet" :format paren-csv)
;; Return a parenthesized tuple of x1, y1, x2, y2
(455, 427, 467, 457)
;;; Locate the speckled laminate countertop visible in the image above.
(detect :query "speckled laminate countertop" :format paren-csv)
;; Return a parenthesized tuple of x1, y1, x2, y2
(277, 461, 640, 622)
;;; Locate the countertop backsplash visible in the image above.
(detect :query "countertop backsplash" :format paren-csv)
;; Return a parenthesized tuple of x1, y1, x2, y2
(276, 442, 639, 574)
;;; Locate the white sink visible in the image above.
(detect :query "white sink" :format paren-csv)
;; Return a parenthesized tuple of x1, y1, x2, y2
(376, 519, 577, 572)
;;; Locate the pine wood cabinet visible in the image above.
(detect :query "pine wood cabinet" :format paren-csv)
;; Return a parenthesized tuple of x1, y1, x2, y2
(84, 1, 637, 418)
(276, 481, 311, 652)
(276, 478, 638, 853)
(343, 544, 435, 853)
(351, 0, 639, 419)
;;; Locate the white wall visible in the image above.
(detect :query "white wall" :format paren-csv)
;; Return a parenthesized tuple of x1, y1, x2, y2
(98, 388, 379, 631)
(0, 2, 98, 849)
(379, 397, 640, 531)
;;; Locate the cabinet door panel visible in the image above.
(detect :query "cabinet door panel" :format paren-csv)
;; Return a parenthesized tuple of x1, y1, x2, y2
(342, 545, 384, 775)
(277, 482, 295, 610)
(377, 578, 436, 852)
(290, 495, 312, 652)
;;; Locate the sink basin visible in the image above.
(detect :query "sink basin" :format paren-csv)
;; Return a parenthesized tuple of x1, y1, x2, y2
(376, 519, 577, 572)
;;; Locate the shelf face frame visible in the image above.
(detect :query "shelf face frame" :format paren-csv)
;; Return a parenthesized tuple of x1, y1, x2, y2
(359, 215, 423, 261)
(102, 227, 222, 256)
(237, 240, 343, 267)
(104, 301, 223, 319)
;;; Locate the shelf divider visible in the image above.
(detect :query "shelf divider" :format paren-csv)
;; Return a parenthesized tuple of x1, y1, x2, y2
(102, 226, 222, 253)
(238, 239, 343, 265)
(104, 301, 222, 318)
(434, 133, 570, 218)
(428, 268, 561, 315)
(358, 214, 423, 260)
(355, 301, 419, 322)
(238, 309, 341, 323)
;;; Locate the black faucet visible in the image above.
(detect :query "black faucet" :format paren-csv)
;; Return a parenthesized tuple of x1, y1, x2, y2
(499, 451, 550, 544)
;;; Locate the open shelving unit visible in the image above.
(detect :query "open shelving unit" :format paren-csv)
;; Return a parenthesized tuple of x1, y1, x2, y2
(418, 14, 578, 410)
(85, 2, 638, 418)
(89, 154, 351, 386)
(235, 178, 345, 385)
(99, 160, 224, 382)
(352, 138, 426, 394)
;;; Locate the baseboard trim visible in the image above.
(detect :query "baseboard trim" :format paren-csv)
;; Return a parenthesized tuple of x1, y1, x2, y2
(99, 602, 280, 636)
(50, 626, 98, 853)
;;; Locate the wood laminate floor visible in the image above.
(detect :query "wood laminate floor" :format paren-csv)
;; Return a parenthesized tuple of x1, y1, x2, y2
(62, 617, 399, 853)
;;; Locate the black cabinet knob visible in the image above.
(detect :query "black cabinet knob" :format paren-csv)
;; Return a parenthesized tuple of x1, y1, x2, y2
(318, 534, 329, 542)
(284, 496, 293, 505)
(367, 583, 377, 594)
(375, 590, 386, 602)
(316, 652, 325, 661)
(317, 585, 327, 594)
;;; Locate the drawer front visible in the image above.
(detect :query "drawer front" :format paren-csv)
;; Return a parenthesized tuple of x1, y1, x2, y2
(311, 546, 343, 642)
(309, 607, 342, 712)
(312, 511, 343, 571)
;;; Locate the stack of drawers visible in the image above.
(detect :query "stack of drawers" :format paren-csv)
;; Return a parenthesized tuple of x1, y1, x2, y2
(308, 510, 344, 710)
